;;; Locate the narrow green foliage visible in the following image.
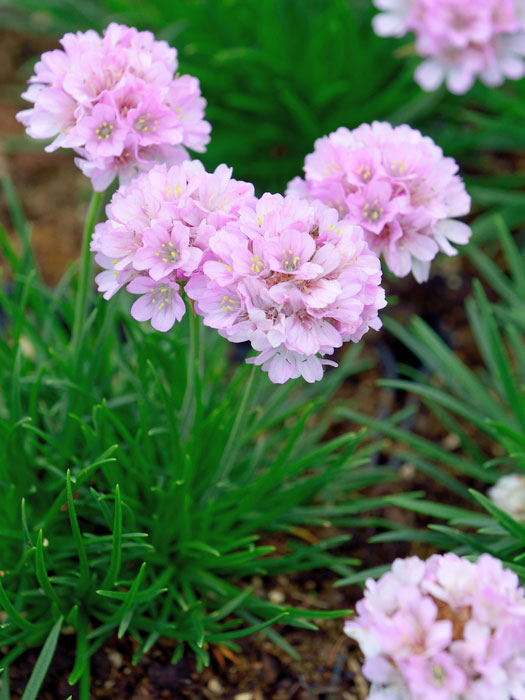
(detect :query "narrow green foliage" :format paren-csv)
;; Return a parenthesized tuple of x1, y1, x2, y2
(468, 490, 525, 542)
(20, 616, 63, 700)
(0, 578, 35, 632)
(343, 221, 525, 581)
(66, 471, 90, 597)
(35, 531, 62, 611)
(101, 484, 122, 590)
(0, 669, 10, 700)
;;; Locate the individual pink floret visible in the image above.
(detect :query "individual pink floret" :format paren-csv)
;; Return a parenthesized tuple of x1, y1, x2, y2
(372, 0, 525, 94)
(133, 223, 203, 280)
(91, 160, 255, 332)
(344, 553, 525, 700)
(186, 194, 386, 384)
(127, 277, 185, 332)
(287, 121, 471, 282)
(76, 100, 128, 158)
(17, 23, 211, 190)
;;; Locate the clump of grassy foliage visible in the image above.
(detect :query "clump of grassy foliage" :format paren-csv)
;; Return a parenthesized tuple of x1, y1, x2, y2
(0, 174, 395, 698)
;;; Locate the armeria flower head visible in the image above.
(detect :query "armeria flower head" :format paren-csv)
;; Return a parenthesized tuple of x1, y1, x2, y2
(17, 23, 211, 190)
(91, 160, 255, 330)
(372, 0, 525, 93)
(287, 121, 471, 282)
(186, 194, 386, 384)
(488, 474, 525, 522)
(345, 553, 525, 700)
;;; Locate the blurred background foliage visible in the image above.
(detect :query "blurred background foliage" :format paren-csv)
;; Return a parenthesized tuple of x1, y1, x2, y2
(3, 0, 525, 207)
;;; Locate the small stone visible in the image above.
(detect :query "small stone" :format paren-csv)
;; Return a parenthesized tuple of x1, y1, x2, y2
(442, 433, 460, 450)
(268, 589, 285, 604)
(208, 678, 223, 694)
(234, 694, 253, 700)
(19, 335, 36, 361)
(108, 650, 123, 669)
(399, 462, 416, 479)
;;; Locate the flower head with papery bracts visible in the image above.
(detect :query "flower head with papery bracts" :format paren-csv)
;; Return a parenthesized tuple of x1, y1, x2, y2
(344, 553, 525, 700)
(372, 0, 525, 94)
(91, 160, 255, 329)
(186, 194, 386, 384)
(17, 23, 211, 190)
(287, 121, 471, 282)
(489, 474, 525, 522)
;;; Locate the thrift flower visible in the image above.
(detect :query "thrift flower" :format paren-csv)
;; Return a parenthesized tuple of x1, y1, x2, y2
(345, 553, 525, 700)
(372, 0, 525, 93)
(488, 474, 525, 522)
(186, 194, 386, 384)
(91, 160, 255, 331)
(17, 23, 211, 190)
(288, 122, 471, 282)
(127, 277, 185, 332)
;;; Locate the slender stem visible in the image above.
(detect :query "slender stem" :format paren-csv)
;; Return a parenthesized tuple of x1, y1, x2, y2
(71, 190, 103, 358)
(201, 364, 258, 504)
(79, 656, 90, 700)
(180, 305, 199, 442)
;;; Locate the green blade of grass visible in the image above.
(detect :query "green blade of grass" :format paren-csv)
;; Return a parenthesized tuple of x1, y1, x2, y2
(20, 616, 63, 700)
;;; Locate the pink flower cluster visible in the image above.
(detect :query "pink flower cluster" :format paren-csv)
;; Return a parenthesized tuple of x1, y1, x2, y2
(287, 121, 471, 282)
(187, 194, 386, 383)
(17, 23, 211, 190)
(372, 0, 525, 93)
(92, 162, 386, 383)
(345, 553, 525, 700)
(91, 160, 255, 331)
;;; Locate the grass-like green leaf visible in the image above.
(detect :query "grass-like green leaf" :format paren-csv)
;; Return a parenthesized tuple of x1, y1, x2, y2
(20, 616, 63, 700)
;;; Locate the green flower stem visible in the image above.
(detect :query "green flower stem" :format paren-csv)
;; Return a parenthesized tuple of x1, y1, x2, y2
(201, 363, 258, 505)
(180, 305, 201, 443)
(71, 190, 103, 360)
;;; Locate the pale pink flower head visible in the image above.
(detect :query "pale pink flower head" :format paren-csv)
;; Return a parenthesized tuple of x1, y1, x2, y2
(372, 0, 525, 93)
(91, 161, 254, 333)
(344, 553, 525, 700)
(186, 194, 386, 384)
(488, 474, 525, 522)
(17, 23, 211, 190)
(288, 121, 471, 282)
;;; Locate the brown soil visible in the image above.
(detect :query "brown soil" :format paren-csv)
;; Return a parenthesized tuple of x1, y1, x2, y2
(9, 581, 367, 700)
(0, 27, 504, 700)
(0, 30, 87, 286)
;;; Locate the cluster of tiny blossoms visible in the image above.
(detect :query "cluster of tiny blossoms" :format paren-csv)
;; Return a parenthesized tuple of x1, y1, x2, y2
(373, 0, 525, 93)
(92, 166, 386, 383)
(186, 194, 386, 383)
(489, 474, 525, 522)
(91, 160, 255, 331)
(287, 121, 471, 282)
(17, 23, 210, 190)
(345, 553, 525, 700)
